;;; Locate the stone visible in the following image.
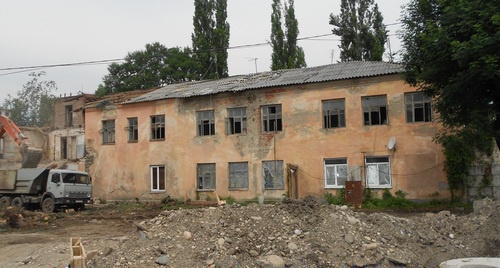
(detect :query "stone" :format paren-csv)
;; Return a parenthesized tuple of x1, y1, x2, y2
(449, 233, 454, 239)
(206, 259, 214, 265)
(294, 229, 302, 235)
(155, 255, 170, 265)
(249, 249, 260, 257)
(363, 243, 378, 250)
(347, 215, 360, 225)
(86, 250, 99, 260)
(217, 238, 225, 246)
(345, 234, 354, 244)
(251, 216, 262, 221)
(288, 242, 298, 251)
(183, 231, 192, 240)
(265, 255, 285, 268)
(340, 205, 348, 210)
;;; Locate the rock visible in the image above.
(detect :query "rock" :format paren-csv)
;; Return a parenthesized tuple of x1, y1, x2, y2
(138, 230, 148, 240)
(217, 238, 225, 246)
(155, 255, 170, 265)
(251, 216, 262, 221)
(102, 247, 113, 256)
(86, 250, 99, 260)
(345, 234, 354, 244)
(206, 259, 214, 265)
(340, 205, 348, 210)
(294, 229, 302, 235)
(449, 233, 454, 239)
(363, 243, 378, 250)
(347, 215, 359, 225)
(425, 212, 435, 218)
(183, 231, 192, 240)
(439, 211, 451, 217)
(249, 250, 260, 257)
(264, 255, 285, 268)
(288, 242, 298, 250)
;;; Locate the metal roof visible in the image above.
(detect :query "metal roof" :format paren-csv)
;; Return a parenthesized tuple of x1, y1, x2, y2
(125, 61, 404, 104)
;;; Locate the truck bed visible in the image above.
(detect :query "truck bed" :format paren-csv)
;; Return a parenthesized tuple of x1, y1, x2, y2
(0, 168, 48, 194)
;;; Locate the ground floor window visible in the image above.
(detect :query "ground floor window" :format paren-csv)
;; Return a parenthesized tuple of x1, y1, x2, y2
(197, 163, 216, 190)
(324, 158, 348, 188)
(263, 160, 284, 190)
(151, 165, 165, 191)
(229, 162, 248, 190)
(365, 156, 391, 188)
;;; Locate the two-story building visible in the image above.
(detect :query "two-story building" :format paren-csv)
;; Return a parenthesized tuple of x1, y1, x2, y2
(84, 61, 448, 202)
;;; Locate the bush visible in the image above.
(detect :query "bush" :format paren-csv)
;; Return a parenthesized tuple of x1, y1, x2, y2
(324, 188, 345, 205)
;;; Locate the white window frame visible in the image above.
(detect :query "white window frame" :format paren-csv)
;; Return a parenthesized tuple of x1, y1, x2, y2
(324, 158, 348, 188)
(262, 104, 282, 133)
(150, 165, 166, 192)
(365, 156, 391, 188)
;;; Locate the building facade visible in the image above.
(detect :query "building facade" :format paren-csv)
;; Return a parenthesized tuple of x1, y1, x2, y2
(85, 62, 448, 202)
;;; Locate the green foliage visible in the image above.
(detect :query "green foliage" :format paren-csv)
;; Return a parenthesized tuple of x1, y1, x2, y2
(324, 188, 346, 205)
(329, 0, 388, 62)
(192, 0, 230, 80)
(362, 189, 416, 209)
(224, 195, 235, 205)
(4, 72, 56, 127)
(99, 43, 196, 95)
(270, 0, 306, 70)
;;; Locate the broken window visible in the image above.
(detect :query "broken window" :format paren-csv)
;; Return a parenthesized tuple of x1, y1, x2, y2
(262, 105, 282, 132)
(362, 96, 388, 126)
(406, 92, 433, 123)
(197, 163, 216, 190)
(102, 120, 115, 144)
(263, 160, 284, 190)
(229, 162, 248, 189)
(151, 165, 165, 191)
(226, 108, 247, 135)
(365, 156, 391, 188)
(151, 115, 165, 140)
(197, 110, 215, 136)
(65, 105, 73, 127)
(324, 158, 348, 188)
(323, 99, 346, 128)
(127, 117, 138, 142)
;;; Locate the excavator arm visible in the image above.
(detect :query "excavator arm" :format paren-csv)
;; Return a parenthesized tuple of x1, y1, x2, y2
(0, 115, 43, 168)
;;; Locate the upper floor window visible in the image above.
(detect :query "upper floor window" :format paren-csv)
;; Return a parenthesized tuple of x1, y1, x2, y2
(362, 96, 387, 126)
(151, 115, 165, 140)
(365, 156, 391, 188)
(226, 108, 247, 135)
(262, 104, 282, 132)
(65, 105, 73, 127)
(406, 92, 433, 123)
(127, 117, 138, 142)
(197, 163, 216, 191)
(102, 120, 115, 144)
(263, 160, 284, 190)
(197, 110, 215, 136)
(323, 99, 345, 128)
(324, 158, 348, 188)
(151, 165, 165, 191)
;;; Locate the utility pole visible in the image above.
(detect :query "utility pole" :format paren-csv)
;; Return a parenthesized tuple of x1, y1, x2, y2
(247, 57, 258, 73)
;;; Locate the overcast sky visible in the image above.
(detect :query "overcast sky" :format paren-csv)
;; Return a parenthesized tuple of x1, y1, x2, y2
(0, 0, 409, 105)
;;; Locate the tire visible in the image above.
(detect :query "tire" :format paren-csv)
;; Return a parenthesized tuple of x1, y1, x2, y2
(11, 197, 23, 208)
(41, 197, 55, 213)
(0, 196, 12, 209)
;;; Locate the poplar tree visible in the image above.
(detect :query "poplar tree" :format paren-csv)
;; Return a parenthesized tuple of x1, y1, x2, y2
(270, 0, 306, 70)
(192, 0, 230, 80)
(329, 0, 387, 62)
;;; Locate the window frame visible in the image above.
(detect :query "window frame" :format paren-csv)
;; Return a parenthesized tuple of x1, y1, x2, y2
(127, 117, 138, 142)
(262, 104, 283, 133)
(197, 110, 215, 136)
(150, 115, 165, 141)
(324, 158, 348, 188)
(101, 119, 115, 144)
(150, 165, 166, 192)
(228, 162, 249, 190)
(362, 95, 388, 126)
(226, 107, 247, 135)
(262, 160, 285, 190)
(322, 99, 346, 129)
(365, 156, 391, 188)
(405, 92, 433, 123)
(197, 163, 216, 191)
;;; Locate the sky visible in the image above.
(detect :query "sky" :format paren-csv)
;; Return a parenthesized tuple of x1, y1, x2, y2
(0, 0, 410, 105)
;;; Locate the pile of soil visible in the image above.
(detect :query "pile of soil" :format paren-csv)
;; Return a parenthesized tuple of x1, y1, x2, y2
(88, 197, 499, 267)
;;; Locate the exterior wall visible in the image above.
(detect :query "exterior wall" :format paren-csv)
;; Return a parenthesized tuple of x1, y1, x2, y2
(48, 128, 85, 161)
(86, 74, 448, 202)
(53, 95, 86, 129)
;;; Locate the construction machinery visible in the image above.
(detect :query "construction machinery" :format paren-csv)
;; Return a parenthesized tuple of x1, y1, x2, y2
(0, 115, 43, 168)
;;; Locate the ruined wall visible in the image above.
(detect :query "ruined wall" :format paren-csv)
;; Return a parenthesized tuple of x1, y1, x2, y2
(86, 74, 448, 202)
(53, 95, 86, 129)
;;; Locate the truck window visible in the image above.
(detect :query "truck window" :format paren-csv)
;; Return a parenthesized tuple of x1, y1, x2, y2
(62, 173, 91, 184)
(63, 174, 76, 183)
(52, 173, 61, 183)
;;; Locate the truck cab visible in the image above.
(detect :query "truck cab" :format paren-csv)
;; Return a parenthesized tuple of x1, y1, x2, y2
(43, 169, 92, 212)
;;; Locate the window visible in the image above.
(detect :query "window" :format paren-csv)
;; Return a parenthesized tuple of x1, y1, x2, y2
(127, 117, 138, 142)
(151, 165, 165, 191)
(365, 157, 391, 188)
(229, 162, 248, 189)
(324, 159, 348, 188)
(263, 160, 284, 190)
(151, 115, 165, 140)
(262, 104, 282, 132)
(197, 110, 215, 136)
(65, 105, 73, 127)
(406, 92, 432, 123)
(102, 120, 115, 144)
(362, 96, 387, 125)
(323, 99, 346, 128)
(197, 163, 216, 190)
(227, 108, 247, 134)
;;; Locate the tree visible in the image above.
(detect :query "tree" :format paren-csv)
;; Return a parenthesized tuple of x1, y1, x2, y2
(191, 0, 230, 80)
(4, 72, 56, 127)
(329, 0, 387, 62)
(270, 0, 306, 70)
(99, 43, 196, 95)
(400, 0, 500, 199)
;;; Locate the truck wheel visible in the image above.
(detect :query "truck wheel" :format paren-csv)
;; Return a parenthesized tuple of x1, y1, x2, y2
(0, 196, 12, 209)
(11, 197, 23, 208)
(41, 197, 55, 213)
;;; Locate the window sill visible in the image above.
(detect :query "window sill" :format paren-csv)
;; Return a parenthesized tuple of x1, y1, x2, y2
(128, 140, 138, 143)
(149, 190, 166, 194)
(196, 189, 215, 192)
(229, 188, 249, 191)
(366, 185, 392, 189)
(264, 188, 285, 191)
(102, 143, 115, 145)
(325, 186, 345, 189)
(150, 139, 166, 142)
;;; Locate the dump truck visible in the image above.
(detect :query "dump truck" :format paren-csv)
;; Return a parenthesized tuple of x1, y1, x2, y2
(0, 115, 43, 168)
(0, 168, 92, 213)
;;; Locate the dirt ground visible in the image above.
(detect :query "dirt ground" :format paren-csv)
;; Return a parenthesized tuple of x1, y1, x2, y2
(0, 198, 498, 268)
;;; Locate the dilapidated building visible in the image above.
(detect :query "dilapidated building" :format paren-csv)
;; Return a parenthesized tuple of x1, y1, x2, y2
(85, 62, 448, 202)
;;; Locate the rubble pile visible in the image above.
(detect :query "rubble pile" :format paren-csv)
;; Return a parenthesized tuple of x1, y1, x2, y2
(88, 197, 499, 267)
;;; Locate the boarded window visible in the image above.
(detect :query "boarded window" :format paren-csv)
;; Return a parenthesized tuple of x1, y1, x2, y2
(406, 92, 433, 123)
(197, 110, 215, 136)
(229, 162, 248, 189)
(365, 157, 391, 188)
(102, 120, 115, 144)
(127, 117, 138, 142)
(263, 160, 284, 190)
(262, 105, 282, 132)
(151, 165, 165, 191)
(227, 108, 247, 134)
(197, 163, 216, 190)
(151, 115, 165, 140)
(323, 99, 346, 128)
(324, 158, 348, 187)
(362, 96, 388, 125)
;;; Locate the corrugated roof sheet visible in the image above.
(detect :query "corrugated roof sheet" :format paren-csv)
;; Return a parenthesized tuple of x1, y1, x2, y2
(125, 61, 404, 104)
(86, 88, 158, 109)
